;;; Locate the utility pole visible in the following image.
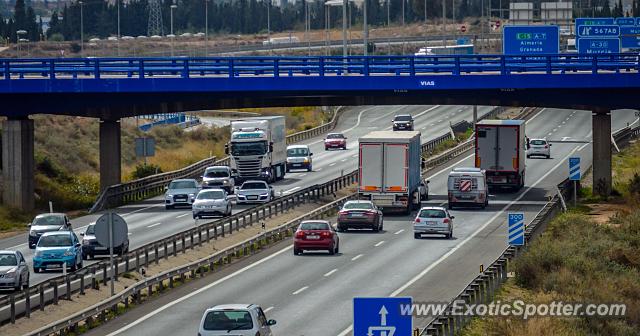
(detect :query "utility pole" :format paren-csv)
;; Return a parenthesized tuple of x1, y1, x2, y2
(364, 0, 368, 56)
(442, 0, 446, 47)
(79, 1, 84, 57)
(117, 0, 121, 56)
(343, 0, 347, 57)
(205, 0, 209, 56)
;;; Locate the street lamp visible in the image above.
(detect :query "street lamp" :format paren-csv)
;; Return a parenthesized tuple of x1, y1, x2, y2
(117, 0, 121, 56)
(170, 3, 177, 56)
(79, 1, 84, 57)
(205, 0, 209, 57)
(442, 0, 446, 47)
(16, 30, 27, 57)
(266, 0, 271, 55)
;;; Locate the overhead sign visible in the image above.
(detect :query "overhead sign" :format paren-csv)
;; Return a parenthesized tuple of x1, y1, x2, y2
(577, 38, 621, 54)
(503, 25, 560, 55)
(354, 297, 412, 336)
(569, 157, 581, 181)
(577, 25, 620, 38)
(575, 17, 615, 28)
(508, 213, 525, 246)
(621, 26, 640, 48)
(615, 17, 636, 26)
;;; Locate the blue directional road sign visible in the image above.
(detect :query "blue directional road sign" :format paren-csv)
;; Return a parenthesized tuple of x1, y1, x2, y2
(637, 17, 640, 26)
(577, 25, 620, 38)
(354, 297, 412, 336)
(503, 25, 559, 55)
(508, 213, 525, 246)
(621, 26, 640, 48)
(575, 18, 615, 32)
(577, 38, 621, 54)
(569, 157, 581, 181)
(615, 17, 636, 26)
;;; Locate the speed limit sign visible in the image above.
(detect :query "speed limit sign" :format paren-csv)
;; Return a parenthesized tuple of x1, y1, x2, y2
(461, 25, 467, 33)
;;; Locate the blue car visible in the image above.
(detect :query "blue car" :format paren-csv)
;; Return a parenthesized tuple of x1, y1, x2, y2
(33, 231, 83, 273)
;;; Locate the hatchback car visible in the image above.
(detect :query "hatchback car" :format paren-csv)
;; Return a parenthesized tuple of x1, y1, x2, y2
(236, 180, 274, 204)
(164, 179, 200, 209)
(392, 114, 415, 131)
(201, 166, 235, 193)
(337, 200, 384, 232)
(0, 250, 29, 291)
(413, 207, 454, 239)
(526, 138, 551, 159)
(198, 304, 276, 336)
(81, 224, 130, 260)
(294, 220, 340, 255)
(192, 189, 232, 219)
(33, 231, 83, 273)
(324, 132, 347, 150)
(27, 213, 72, 249)
(286, 145, 313, 172)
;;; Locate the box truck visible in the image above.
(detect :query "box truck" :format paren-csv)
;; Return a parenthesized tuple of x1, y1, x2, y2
(358, 131, 422, 214)
(475, 120, 526, 191)
(226, 116, 286, 183)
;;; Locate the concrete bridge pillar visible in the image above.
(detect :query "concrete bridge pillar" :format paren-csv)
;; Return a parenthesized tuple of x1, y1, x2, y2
(592, 111, 612, 197)
(99, 119, 122, 191)
(2, 118, 35, 211)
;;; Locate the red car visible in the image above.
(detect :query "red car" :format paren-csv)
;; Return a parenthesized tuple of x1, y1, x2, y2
(324, 133, 347, 150)
(293, 220, 339, 255)
(337, 200, 384, 232)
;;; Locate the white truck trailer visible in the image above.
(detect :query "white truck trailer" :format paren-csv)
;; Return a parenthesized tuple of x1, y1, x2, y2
(475, 120, 526, 191)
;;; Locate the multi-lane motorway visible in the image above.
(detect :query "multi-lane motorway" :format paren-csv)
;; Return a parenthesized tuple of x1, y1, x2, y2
(0, 104, 496, 290)
(78, 108, 636, 336)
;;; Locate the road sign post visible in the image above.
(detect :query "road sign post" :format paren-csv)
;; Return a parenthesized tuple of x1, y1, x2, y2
(569, 157, 581, 207)
(508, 213, 525, 246)
(95, 213, 128, 296)
(354, 297, 412, 336)
(503, 25, 560, 55)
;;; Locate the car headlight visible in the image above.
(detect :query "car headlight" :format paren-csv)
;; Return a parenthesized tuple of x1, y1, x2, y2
(83, 239, 90, 246)
(260, 193, 269, 197)
(303, 158, 309, 163)
(165, 194, 173, 199)
(237, 194, 245, 198)
(63, 250, 75, 256)
(29, 230, 37, 237)
(4, 270, 16, 278)
(222, 180, 228, 184)
(189, 193, 195, 198)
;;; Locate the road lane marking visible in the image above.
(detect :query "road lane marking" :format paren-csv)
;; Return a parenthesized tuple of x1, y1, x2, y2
(105, 245, 292, 336)
(351, 254, 363, 261)
(284, 186, 301, 194)
(324, 269, 338, 277)
(299, 174, 307, 177)
(394, 229, 405, 235)
(374, 241, 385, 247)
(264, 306, 274, 313)
(147, 223, 162, 228)
(548, 132, 553, 136)
(292, 286, 309, 295)
(329, 163, 336, 166)
(175, 213, 189, 218)
(351, 154, 357, 158)
(341, 159, 347, 162)
(316, 168, 323, 171)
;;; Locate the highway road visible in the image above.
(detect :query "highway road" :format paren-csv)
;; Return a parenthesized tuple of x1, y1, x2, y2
(0, 104, 495, 292)
(83, 109, 637, 336)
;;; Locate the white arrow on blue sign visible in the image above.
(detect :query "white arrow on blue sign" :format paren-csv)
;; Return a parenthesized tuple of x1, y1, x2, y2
(577, 25, 620, 38)
(569, 157, 581, 181)
(508, 213, 525, 246)
(353, 297, 412, 336)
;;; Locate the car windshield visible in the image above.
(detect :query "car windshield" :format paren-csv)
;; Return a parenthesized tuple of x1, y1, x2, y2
(33, 215, 65, 226)
(418, 209, 447, 218)
(326, 134, 344, 139)
(531, 140, 547, 145)
(231, 141, 268, 156)
(86, 225, 95, 235)
(241, 182, 267, 190)
(203, 310, 253, 331)
(169, 181, 197, 189)
(0, 254, 17, 266)
(343, 202, 373, 210)
(197, 190, 225, 200)
(204, 169, 229, 178)
(38, 235, 73, 247)
(394, 115, 412, 121)
(287, 148, 309, 157)
(300, 222, 330, 230)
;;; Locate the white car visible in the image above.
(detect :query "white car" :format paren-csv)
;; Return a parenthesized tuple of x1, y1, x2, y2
(192, 189, 232, 219)
(198, 304, 276, 336)
(526, 138, 552, 159)
(413, 206, 454, 239)
(235, 180, 274, 204)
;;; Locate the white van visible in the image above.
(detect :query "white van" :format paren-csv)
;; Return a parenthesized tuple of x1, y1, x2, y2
(447, 167, 488, 209)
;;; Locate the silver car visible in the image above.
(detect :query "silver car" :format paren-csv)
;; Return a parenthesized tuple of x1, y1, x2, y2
(236, 180, 274, 204)
(202, 166, 235, 194)
(165, 179, 200, 209)
(413, 206, 454, 239)
(286, 145, 313, 172)
(0, 250, 29, 291)
(193, 189, 232, 219)
(198, 304, 276, 336)
(526, 138, 552, 159)
(28, 213, 72, 249)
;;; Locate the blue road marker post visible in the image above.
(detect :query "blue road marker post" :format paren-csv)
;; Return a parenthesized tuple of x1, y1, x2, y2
(354, 297, 412, 336)
(569, 157, 581, 206)
(508, 213, 525, 246)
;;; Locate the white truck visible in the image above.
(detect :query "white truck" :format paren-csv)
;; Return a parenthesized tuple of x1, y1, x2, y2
(226, 116, 287, 183)
(475, 120, 526, 191)
(358, 131, 422, 214)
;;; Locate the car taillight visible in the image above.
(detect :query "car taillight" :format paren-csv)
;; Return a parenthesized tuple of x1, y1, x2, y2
(415, 218, 421, 223)
(544, 145, 549, 149)
(339, 211, 348, 218)
(365, 211, 376, 217)
(443, 218, 450, 224)
(321, 231, 332, 238)
(479, 192, 485, 200)
(255, 332, 261, 336)
(295, 231, 305, 238)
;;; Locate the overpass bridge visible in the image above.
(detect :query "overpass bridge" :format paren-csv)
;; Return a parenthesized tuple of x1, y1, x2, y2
(1, 54, 638, 210)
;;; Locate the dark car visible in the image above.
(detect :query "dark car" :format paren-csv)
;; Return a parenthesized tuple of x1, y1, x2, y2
(27, 213, 72, 249)
(392, 114, 414, 131)
(324, 133, 347, 150)
(293, 220, 339, 255)
(336, 200, 384, 232)
(80, 224, 130, 259)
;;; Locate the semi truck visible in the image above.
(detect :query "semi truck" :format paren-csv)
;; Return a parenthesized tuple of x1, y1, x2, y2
(358, 131, 422, 214)
(475, 120, 526, 191)
(226, 116, 287, 183)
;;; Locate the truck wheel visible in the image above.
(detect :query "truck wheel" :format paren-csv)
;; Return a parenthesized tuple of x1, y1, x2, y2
(414, 233, 421, 239)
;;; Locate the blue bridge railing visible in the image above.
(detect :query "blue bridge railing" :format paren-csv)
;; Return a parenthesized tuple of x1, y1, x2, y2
(0, 54, 639, 80)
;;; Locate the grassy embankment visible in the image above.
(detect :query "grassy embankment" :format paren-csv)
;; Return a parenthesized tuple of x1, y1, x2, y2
(460, 141, 640, 336)
(0, 107, 327, 233)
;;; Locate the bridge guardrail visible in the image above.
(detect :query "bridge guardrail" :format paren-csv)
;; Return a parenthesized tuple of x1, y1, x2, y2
(418, 121, 640, 336)
(1, 105, 502, 326)
(90, 106, 344, 213)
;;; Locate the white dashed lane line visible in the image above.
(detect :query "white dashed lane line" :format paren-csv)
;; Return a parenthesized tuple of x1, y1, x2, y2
(147, 223, 162, 228)
(351, 254, 364, 261)
(292, 286, 309, 295)
(324, 269, 338, 277)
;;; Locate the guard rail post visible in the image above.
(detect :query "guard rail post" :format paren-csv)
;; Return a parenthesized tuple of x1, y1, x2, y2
(52, 282, 58, 305)
(144, 246, 150, 266)
(66, 275, 71, 300)
(102, 263, 108, 286)
(80, 274, 85, 295)
(24, 287, 30, 318)
(181, 233, 186, 254)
